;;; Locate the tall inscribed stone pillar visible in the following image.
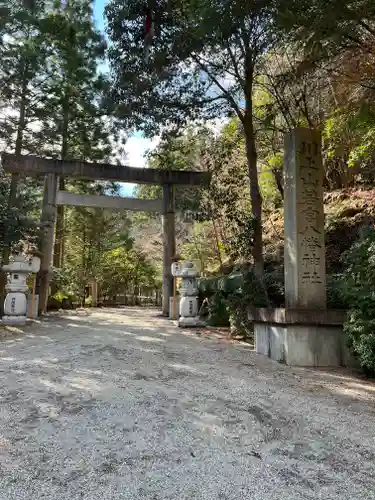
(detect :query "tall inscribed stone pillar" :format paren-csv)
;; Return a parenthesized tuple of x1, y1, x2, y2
(252, 127, 346, 367)
(284, 128, 326, 309)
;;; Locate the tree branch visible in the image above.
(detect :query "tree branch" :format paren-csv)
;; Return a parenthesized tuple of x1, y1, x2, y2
(224, 42, 245, 88)
(197, 53, 240, 81)
(190, 52, 244, 122)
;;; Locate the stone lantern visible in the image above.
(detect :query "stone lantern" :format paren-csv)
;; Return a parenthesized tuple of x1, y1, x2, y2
(171, 260, 201, 327)
(2, 255, 41, 325)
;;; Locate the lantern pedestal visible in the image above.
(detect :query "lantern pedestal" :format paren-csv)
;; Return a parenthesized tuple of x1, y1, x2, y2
(171, 260, 203, 328)
(2, 255, 41, 325)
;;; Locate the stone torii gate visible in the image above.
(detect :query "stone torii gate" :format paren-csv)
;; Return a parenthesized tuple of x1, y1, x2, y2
(1, 154, 210, 316)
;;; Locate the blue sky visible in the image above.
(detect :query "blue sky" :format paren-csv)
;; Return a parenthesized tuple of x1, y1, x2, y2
(93, 0, 157, 196)
(93, 0, 107, 34)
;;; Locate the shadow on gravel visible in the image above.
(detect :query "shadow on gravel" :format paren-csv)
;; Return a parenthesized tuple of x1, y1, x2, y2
(1, 307, 375, 411)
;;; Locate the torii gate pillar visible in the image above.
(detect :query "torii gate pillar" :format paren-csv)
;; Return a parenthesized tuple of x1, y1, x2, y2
(38, 174, 58, 314)
(162, 184, 176, 316)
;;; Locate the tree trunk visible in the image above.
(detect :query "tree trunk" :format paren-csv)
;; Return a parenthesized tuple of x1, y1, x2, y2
(211, 217, 224, 273)
(272, 167, 284, 200)
(244, 128, 263, 279)
(53, 102, 69, 269)
(82, 284, 86, 308)
(243, 123, 264, 280)
(242, 54, 264, 280)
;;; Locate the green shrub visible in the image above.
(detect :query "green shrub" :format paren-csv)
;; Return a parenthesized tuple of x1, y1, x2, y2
(47, 296, 61, 311)
(327, 274, 348, 309)
(198, 277, 218, 297)
(225, 271, 268, 337)
(264, 268, 285, 307)
(207, 292, 230, 326)
(340, 227, 375, 375)
(200, 270, 269, 332)
(53, 290, 69, 302)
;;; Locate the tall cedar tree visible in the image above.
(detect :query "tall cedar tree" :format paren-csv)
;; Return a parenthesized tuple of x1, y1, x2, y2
(34, 0, 116, 268)
(106, 0, 281, 279)
(0, 0, 50, 313)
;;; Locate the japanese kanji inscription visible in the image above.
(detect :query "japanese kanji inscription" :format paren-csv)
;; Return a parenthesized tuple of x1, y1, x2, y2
(284, 128, 326, 308)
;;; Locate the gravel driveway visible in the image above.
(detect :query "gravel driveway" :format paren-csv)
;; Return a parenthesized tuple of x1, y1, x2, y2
(0, 307, 374, 499)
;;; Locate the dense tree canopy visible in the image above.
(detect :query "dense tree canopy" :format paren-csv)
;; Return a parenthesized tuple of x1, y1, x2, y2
(106, 0, 290, 278)
(0, 0, 158, 309)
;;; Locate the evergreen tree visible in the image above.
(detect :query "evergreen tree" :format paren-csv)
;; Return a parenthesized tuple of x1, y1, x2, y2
(33, 0, 123, 268)
(0, 1, 55, 170)
(0, 1, 51, 313)
(106, 0, 282, 278)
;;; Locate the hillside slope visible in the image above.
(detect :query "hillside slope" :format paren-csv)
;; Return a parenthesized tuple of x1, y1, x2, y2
(263, 189, 374, 273)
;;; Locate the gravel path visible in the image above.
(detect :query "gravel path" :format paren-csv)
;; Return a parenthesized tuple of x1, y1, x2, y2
(0, 307, 375, 499)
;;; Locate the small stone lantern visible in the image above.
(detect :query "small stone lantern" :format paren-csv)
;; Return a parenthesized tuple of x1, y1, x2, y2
(171, 260, 201, 327)
(2, 255, 41, 325)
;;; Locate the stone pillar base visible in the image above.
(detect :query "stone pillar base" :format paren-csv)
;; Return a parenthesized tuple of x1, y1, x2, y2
(2, 315, 27, 326)
(178, 316, 203, 328)
(250, 308, 357, 367)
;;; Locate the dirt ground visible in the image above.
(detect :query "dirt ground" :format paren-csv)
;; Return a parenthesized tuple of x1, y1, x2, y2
(0, 307, 374, 499)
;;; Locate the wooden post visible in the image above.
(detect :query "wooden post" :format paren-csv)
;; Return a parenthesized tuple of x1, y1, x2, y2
(91, 280, 98, 308)
(162, 184, 176, 316)
(38, 174, 57, 315)
(28, 274, 37, 318)
(173, 275, 177, 319)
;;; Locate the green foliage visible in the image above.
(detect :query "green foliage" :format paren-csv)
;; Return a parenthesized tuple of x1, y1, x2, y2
(136, 127, 210, 212)
(322, 106, 375, 187)
(200, 268, 348, 337)
(340, 228, 375, 374)
(60, 192, 159, 305)
(348, 128, 375, 172)
(207, 293, 230, 327)
(181, 221, 225, 276)
(53, 290, 71, 302)
(201, 271, 269, 333)
(264, 267, 285, 307)
(326, 274, 348, 310)
(0, 0, 126, 271)
(32, 0, 121, 163)
(106, 0, 284, 275)
(100, 247, 157, 297)
(0, 0, 50, 154)
(2, 0, 375, 328)
(259, 154, 283, 208)
(277, 0, 375, 52)
(198, 277, 218, 297)
(0, 173, 42, 254)
(224, 271, 268, 337)
(230, 216, 257, 263)
(106, 0, 278, 135)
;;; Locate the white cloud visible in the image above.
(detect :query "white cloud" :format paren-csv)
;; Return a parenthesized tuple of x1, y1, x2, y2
(124, 135, 160, 168)
(123, 119, 228, 170)
(206, 117, 228, 135)
(217, 73, 236, 91)
(118, 134, 160, 196)
(190, 117, 228, 137)
(123, 119, 227, 171)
